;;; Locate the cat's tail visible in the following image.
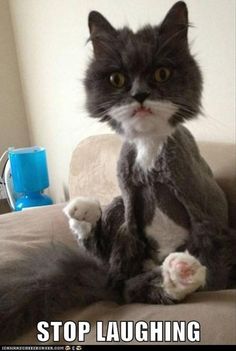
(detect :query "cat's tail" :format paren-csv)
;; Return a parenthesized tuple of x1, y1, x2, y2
(0, 243, 118, 343)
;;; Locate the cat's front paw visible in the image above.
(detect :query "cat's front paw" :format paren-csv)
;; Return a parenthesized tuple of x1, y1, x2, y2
(162, 251, 206, 301)
(63, 197, 101, 242)
(63, 196, 101, 226)
(67, 218, 93, 241)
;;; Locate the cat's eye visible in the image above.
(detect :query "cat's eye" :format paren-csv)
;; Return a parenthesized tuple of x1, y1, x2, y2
(154, 67, 171, 82)
(110, 72, 125, 88)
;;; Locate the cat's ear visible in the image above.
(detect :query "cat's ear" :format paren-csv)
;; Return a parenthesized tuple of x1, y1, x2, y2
(159, 1, 188, 42)
(88, 11, 117, 57)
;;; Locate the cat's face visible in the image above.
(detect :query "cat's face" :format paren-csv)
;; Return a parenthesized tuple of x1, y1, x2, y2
(84, 1, 202, 140)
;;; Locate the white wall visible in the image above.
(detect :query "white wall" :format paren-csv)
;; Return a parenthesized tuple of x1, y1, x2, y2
(9, 0, 235, 202)
(0, 0, 30, 156)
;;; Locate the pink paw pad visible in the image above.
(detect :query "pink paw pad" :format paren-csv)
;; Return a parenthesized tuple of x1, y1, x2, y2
(175, 261, 194, 279)
(162, 252, 207, 300)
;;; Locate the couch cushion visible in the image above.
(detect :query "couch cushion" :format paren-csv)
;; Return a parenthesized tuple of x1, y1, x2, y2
(0, 204, 235, 345)
(15, 290, 236, 345)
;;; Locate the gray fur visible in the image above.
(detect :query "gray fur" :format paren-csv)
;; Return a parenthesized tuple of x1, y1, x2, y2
(83, 1, 236, 296)
(0, 243, 118, 342)
(82, 125, 236, 295)
(1, 1, 235, 342)
(85, 2, 202, 131)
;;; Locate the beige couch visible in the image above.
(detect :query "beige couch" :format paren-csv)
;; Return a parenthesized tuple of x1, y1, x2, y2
(0, 134, 236, 345)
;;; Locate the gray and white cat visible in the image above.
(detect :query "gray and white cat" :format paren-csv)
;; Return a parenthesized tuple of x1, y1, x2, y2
(64, 1, 235, 303)
(1, 1, 235, 343)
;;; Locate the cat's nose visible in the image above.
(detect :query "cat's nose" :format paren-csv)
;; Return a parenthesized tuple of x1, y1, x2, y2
(132, 91, 150, 104)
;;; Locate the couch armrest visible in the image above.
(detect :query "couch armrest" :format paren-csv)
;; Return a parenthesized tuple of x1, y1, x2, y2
(0, 204, 77, 255)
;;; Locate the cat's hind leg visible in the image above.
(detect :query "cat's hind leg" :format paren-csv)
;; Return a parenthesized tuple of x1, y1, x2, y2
(124, 251, 206, 304)
(63, 197, 101, 244)
(162, 251, 206, 301)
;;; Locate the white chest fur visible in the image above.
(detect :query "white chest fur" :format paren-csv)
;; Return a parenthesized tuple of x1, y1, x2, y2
(145, 206, 189, 262)
(135, 137, 164, 171)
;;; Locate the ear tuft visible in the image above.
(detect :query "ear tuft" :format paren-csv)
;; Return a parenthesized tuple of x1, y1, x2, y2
(88, 11, 116, 35)
(160, 1, 189, 40)
(88, 11, 117, 57)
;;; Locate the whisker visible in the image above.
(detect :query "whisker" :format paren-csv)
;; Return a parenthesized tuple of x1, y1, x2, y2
(200, 110, 232, 130)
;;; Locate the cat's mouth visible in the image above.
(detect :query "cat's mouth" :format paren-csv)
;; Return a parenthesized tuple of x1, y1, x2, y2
(132, 106, 153, 118)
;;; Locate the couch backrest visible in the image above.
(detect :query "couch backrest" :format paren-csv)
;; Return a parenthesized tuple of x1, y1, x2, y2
(69, 134, 122, 206)
(69, 134, 236, 228)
